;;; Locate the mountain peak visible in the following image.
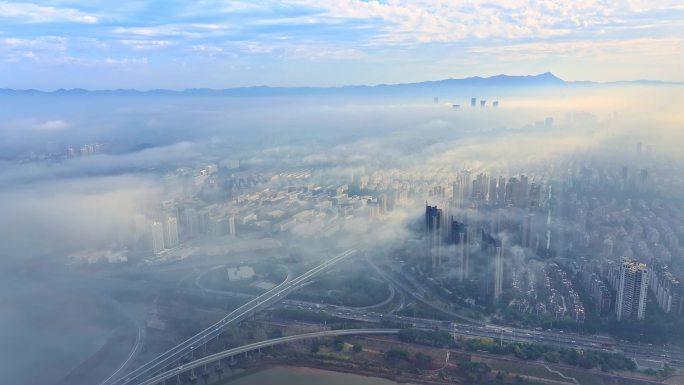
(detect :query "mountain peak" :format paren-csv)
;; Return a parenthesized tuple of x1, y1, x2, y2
(537, 72, 561, 80)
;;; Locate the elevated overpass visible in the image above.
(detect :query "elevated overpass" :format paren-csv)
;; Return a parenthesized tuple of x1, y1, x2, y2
(108, 249, 357, 385)
(137, 328, 399, 385)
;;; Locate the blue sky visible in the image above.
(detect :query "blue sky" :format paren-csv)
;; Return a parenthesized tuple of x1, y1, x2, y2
(0, 0, 683, 89)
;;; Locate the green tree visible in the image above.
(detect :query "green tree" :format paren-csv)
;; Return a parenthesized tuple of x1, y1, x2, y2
(385, 349, 410, 362)
(414, 352, 432, 368)
(544, 351, 560, 363)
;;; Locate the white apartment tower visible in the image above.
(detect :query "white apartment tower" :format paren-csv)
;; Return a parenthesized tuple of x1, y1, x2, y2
(150, 221, 165, 254)
(616, 258, 649, 321)
(164, 216, 179, 248)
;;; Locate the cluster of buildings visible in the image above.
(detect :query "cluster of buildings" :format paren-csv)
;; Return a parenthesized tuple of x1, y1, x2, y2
(469, 97, 499, 108)
(135, 214, 182, 255)
(68, 143, 105, 157)
(581, 272, 613, 316)
(545, 263, 586, 322)
(552, 158, 684, 322)
(650, 262, 684, 315)
(423, 169, 551, 305)
(130, 164, 421, 257)
(508, 261, 587, 323)
(585, 257, 650, 321)
(16, 142, 106, 164)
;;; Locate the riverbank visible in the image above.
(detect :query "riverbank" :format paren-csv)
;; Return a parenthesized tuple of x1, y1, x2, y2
(216, 359, 450, 385)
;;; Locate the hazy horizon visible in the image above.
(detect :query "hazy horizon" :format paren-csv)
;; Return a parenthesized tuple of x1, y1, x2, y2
(2, 2, 683, 385)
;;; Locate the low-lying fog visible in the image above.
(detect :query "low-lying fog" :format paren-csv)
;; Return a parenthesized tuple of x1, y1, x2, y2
(0, 84, 682, 385)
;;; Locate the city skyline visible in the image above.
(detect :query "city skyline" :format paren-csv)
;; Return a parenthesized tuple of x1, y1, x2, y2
(2, 2, 684, 385)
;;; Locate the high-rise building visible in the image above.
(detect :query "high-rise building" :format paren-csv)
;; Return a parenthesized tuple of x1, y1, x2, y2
(480, 229, 503, 303)
(488, 178, 498, 204)
(471, 97, 477, 107)
(504, 177, 519, 206)
(480, 100, 486, 108)
(450, 219, 469, 282)
(518, 174, 529, 208)
(616, 258, 649, 321)
(228, 215, 236, 236)
(522, 213, 534, 248)
(452, 179, 465, 208)
(164, 217, 179, 248)
(650, 263, 684, 315)
(497, 176, 506, 205)
(544, 117, 553, 127)
(151, 221, 165, 254)
(425, 203, 442, 272)
(494, 242, 504, 302)
(181, 208, 199, 239)
(472, 173, 489, 203)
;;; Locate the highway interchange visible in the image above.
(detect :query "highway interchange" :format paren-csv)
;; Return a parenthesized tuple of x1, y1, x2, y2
(107, 248, 358, 385)
(107, 248, 683, 385)
(196, 261, 684, 369)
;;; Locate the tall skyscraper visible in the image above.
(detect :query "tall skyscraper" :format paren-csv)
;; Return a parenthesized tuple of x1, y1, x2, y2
(522, 213, 534, 248)
(164, 216, 179, 248)
(450, 219, 469, 282)
(494, 242, 504, 302)
(452, 179, 465, 208)
(497, 176, 506, 205)
(181, 208, 199, 239)
(504, 177, 519, 206)
(616, 258, 649, 321)
(471, 97, 477, 107)
(518, 174, 529, 208)
(480, 229, 503, 303)
(425, 203, 442, 272)
(151, 221, 165, 254)
(488, 178, 498, 204)
(228, 215, 236, 237)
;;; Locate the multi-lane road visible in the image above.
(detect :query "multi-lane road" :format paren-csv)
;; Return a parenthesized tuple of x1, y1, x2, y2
(107, 249, 357, 385)
(280, 300, 684, 368)
(190, 254, 684, 370)
(109, 248, 681, 385)
(135, 329, 399, 385)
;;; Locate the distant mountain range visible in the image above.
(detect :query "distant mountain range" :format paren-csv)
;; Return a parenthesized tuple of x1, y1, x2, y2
(1, 72, 681, 96)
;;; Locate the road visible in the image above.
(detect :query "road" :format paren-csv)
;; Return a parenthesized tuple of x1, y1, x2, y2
(273, 300, 684, 369)
(135, 329, 399, 385)
(189, 258, 684, 370)
(364, 253, 483, 324)
(107, 248, 357, 385)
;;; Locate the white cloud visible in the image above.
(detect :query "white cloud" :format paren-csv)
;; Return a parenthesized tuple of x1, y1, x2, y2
(285, 0, 684, 44)
(120, 39, 171, 51)
(0, 1, 97, 24)
(112, 24, 230, 38)
(104, 57, 148, 65)
(469, 37, 684, 60)
(36, 120, 69, 131)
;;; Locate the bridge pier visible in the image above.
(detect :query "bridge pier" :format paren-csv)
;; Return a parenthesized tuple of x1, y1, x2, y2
(215, 361, 224, 380)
